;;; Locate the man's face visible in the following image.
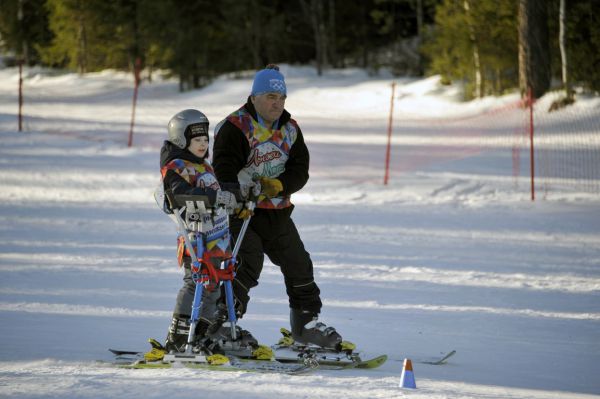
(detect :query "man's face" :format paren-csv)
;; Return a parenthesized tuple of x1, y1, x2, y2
(252, 92, 286, 126)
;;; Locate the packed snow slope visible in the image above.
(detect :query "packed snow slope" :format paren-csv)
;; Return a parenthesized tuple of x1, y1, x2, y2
(0, 65, 599, 399)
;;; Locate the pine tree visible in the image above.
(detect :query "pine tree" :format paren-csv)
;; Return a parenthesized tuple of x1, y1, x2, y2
(0, 0, 51, 65)
(565, 0, 600, 93)
(423, 0, 518, 99)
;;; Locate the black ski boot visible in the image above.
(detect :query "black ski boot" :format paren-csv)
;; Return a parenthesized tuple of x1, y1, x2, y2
(144, 314, 218, 361)
(164, 314, 190, 353)
(208, 302, 258, 351)
(144, 314, 189, 361)
(290, 309, 343, 350)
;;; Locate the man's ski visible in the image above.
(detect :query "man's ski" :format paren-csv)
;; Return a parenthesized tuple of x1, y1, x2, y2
(269, 327, 387, 369)
(274, 327, 455, 367)
(267, 343, 387, 369)
(273, 348, 387, 369)
(415, 349, 457, 365)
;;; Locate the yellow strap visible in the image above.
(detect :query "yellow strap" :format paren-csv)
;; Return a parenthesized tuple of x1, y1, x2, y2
(277, 336, 295, 346)
(252, 345, 274, 360)
(143, 348, 165, 362)
(280, 327, 292, 337)
(207, 354, 230, 365)
(339, 341, 356, 351)
(147, 338, 164, 350)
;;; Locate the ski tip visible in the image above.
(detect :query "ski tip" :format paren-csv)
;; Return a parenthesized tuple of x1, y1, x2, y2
(109, 348, 142, 356)
(423, 350, 457, 365)
(355, 354, 388, 369)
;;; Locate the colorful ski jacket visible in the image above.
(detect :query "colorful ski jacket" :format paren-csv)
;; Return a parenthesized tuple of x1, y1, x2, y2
(159, 141, 231, 265)
(212, 97, 309, 210)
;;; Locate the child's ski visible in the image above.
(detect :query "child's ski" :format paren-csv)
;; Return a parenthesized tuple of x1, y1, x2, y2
(107, 348, 316, 375)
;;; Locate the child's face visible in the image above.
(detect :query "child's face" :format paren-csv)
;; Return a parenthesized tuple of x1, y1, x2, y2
(188, 136, 209, 158)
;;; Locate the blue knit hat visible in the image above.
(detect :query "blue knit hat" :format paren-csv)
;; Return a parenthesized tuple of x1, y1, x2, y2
(251, 65, 287, 96)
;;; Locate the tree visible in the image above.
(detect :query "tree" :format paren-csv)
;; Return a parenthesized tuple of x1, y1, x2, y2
(463, 0, 482, 98)
(423, 0, 518, 99)
(300, 0, 330, 75)
(518, 0, 551, 99)
(41, 1, 129, 73)
(558, 0, 571, 98)
(0, 0, 51, 65)
(563, 0, 600, 93)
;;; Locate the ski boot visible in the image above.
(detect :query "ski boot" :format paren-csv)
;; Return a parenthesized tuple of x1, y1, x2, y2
(144, 314, 214, 361)
(288, 309, 355, 352)
(208, 304, 273, 360)
(208, 302, 258, 350)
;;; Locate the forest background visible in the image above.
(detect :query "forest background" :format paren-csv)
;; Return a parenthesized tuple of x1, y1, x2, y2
(0, 0, 598, 100)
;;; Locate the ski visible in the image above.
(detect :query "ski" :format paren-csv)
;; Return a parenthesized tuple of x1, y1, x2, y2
(107, 349, 316, 375)
(271, 347, 387, 369)
(109, 346, 382, 371)
(109, 346, 454, 371)
(416, 349, 457, 365)
(109, 349, 140, 356)
(271, 342, 455, 368)
(265, 343, 388, 369)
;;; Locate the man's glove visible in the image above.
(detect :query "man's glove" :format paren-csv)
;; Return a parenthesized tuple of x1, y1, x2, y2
(259, 177, 283, 198)
(236, 208, 253, 220)
(216, 190, 238, 210)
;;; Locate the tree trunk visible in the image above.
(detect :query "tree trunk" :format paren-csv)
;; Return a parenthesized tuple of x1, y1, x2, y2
(416, 0, 423, 75)
(328, 0, 337, 68)
(317, 0, 328, 70)
(518, 0, 551, 99)
(463, 0, 482, 98)
(251, 1, 262, 69)
(76, 0, 87, 74)
(559, 0, 571, 98)
(300, 0, 328, 76)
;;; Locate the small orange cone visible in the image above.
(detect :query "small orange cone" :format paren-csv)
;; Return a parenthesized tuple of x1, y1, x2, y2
(399, 358, 417, 389)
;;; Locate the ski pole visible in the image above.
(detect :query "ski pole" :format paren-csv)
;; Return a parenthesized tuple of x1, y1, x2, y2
(223, 199, 256, 340)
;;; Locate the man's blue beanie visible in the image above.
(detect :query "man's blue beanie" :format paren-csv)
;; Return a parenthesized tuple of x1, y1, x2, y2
(251, 65, 287, 96)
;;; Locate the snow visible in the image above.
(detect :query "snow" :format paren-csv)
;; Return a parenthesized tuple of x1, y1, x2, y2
(1, 65, 599, 399)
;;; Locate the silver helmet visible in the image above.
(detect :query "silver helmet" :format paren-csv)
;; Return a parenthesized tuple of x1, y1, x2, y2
(167, 109, 209, 149)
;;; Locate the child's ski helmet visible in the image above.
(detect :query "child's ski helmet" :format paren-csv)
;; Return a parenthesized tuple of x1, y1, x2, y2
(167, 109, 209, 149)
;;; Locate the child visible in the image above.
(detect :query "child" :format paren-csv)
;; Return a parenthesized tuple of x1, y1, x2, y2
(146, 109, 240, 361)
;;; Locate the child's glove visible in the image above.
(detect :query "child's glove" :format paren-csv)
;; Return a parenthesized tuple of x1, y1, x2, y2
(259, 177, 283, 198)
(240, 181, 261, 200)
(216, 190, 238, 210)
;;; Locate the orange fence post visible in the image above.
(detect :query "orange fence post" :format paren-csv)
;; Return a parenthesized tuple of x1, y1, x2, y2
(128, 57, 142, 147)
(384, 82, 396, 185)
(528, 87, 535, 201)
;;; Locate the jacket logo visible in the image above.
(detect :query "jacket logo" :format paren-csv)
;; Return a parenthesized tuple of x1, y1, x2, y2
(247, 148, 282, 167)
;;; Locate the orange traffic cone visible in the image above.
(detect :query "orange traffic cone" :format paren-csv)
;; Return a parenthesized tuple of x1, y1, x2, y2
(399, 358, 417, 389)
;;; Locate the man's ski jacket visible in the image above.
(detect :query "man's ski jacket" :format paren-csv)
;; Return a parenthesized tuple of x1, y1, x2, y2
(212, 97, 309, 210)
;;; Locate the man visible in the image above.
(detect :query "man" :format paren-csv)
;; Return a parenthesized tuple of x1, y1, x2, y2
(212, 65, 345, 349)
